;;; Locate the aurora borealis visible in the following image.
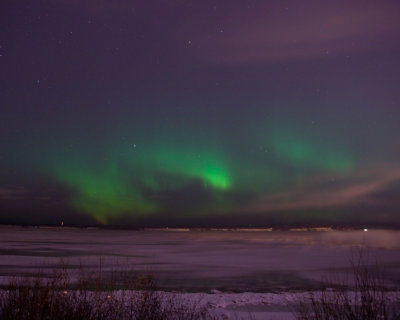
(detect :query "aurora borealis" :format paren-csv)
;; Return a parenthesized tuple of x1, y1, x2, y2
(1, 0, 400, 226)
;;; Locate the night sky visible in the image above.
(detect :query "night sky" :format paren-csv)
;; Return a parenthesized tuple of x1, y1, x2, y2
(1, 0, 400, 227)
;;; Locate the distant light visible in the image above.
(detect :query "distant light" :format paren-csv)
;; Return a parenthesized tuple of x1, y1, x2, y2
(363, 228, 368, 232)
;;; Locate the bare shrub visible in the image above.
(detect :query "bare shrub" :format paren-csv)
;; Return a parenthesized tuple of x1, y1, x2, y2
(0, 261, 214, 320)
(293, 250, 400, 320)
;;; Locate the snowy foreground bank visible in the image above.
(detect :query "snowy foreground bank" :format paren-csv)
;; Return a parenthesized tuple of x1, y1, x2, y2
(2, 289, 399, 320)
(156, 290, 307, 320)
(144, 290, 400, 320)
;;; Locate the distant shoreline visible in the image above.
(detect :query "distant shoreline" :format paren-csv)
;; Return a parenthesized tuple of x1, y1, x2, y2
(0, 224, 396, 231)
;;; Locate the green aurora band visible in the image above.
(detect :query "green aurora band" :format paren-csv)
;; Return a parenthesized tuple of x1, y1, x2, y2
(40, 128, 353, 223)
(269, 132, 353, 171)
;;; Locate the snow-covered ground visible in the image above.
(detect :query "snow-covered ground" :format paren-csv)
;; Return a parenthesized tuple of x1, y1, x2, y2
(167, 291, 301, 320)
(175, 290, 400, 319)
(0, 226, 399, 319)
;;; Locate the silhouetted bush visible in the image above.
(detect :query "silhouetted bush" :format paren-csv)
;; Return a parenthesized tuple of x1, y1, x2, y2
(293, 250, 400, 320)
(0, 263, 213, 320)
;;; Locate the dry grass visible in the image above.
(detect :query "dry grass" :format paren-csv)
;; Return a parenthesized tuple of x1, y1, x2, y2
(0, 261, 215, 320)
(293, 250, 400, 320)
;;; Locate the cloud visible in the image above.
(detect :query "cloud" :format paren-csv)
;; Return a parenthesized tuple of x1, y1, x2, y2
(240, 163, 400, 213)
(0, 186, 54, 201)
(41, 1, 400, 65)
(0, 186, 30, 200)
(200, 1, 400, 63)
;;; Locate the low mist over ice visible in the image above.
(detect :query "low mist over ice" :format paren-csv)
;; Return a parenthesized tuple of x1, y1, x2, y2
(1, 227, 399, 292)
